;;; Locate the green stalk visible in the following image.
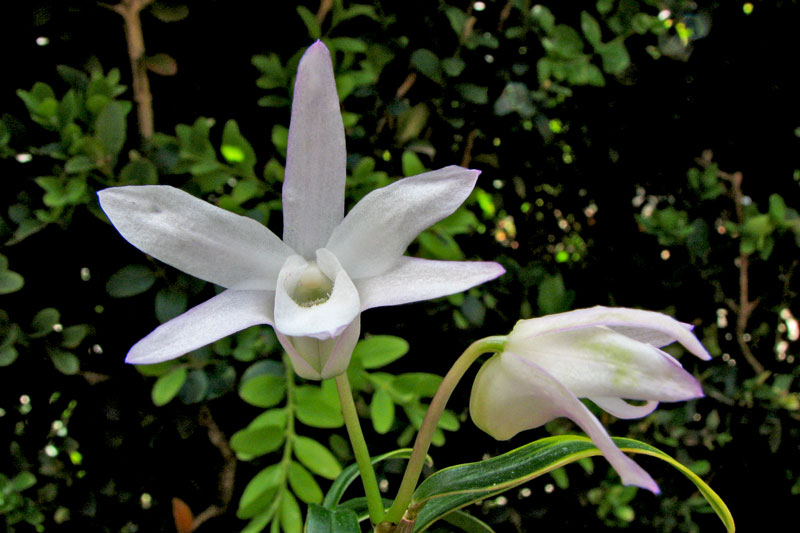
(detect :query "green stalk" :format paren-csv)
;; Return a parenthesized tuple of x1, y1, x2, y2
(334, 372, 385, 525)
(384, 336, 507, 525)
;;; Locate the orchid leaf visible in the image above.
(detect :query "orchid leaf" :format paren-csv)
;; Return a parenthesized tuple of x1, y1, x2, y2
(306, 504, 360, 532)
(323, 448, 423, 509)
(411, 435, 734, 532)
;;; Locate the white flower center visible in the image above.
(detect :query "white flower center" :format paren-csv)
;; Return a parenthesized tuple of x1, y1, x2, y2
(292, 262, 334, 307)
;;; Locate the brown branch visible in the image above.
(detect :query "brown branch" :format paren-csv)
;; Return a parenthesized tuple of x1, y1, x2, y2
(395, 72, 417, 99)
(191, 405, 236, 531)
(460, 128, 479, 168)
(696, 153, 765, 374)
(106, 0, 155, 139)
(316, 0, 333, 24)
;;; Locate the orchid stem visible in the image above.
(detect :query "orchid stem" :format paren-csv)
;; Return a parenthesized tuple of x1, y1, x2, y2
(334, 372, 385, 525)
(384, 336, 507, 525)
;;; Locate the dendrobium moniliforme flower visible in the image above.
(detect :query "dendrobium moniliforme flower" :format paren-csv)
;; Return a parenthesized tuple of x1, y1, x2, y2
(98, 41, 504, 380)
(469, 306, 711, 493)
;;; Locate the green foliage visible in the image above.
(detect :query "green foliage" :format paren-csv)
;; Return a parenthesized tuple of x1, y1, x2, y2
(0, 472, 44, 530)
(410, 436, 734, 532)
(0, 1, 757, 531)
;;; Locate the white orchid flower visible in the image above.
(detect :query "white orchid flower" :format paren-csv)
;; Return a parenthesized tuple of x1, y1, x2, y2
(469, 306, 710, 493)
(98, 41, 504, 380)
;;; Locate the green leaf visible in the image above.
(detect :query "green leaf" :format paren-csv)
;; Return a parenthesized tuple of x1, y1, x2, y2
(150, 3, 189, 22)
(537, 272, 573, 315)
(0, 345, 18, 366)
(530, 4, 555, 34)
(494, 82, 535, 118)
(230, 425, 284, 457)
(152, 367, 188, 406)
(119, 159, 158, 185)
(288, 461, 323, 504)
(306, 504, 361, 533)
(411, 49, 443, 84)
(393, 373, 442, 398)
(441, 510, 494, 532)
(297, 5, 321, 39)
(239, 374, 286, 408)
(106, 265, 156, 297)
(370, 388, 395, 434)
(596, 0, 614, 15)
(543, 25, 585, 59)
(598, 38, 630, 74)
(0, 269, 24, 294)
(323, 449, 419, 509)
(252, 53, 288, 88)
(61, 324, 89, 349)
(441, 57, 466, 77)
(326, 37, 368, 53)
(50, 349, 80, 375)
(295, 383, 344, 428)
(155, 288, 188, 323)
(294, 436, 342, 480)
(178, 369, 209, 403)
(353, 335, 409, 369)
(95, 101, 127, 156)
(401, 151, 426, 177)
(35, 176, 87, 207)
(280, 489, 303, 533)
(64, 155, 95, 174)
(238, 464, 282, 519)
(31, 308, 60, 337)
(456, 83, 488, 105)
(271, 124, 289, 155)
(221, 119, 256, 177)
(258, 95, 291, 108)
(144, 53, 178, 76)
(581, 11, 603, 47)
(136, 360, 177, 377)
(412, 436, 735, 533)
(11, 472, 37, 492)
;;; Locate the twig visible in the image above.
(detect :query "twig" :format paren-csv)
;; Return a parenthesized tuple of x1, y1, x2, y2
(191, 405, 236, 531)
(316, 0, 333, 24)
(696, 153, 764, 374)
(460, 128, 478, 168)
(105, 0, 156, 139)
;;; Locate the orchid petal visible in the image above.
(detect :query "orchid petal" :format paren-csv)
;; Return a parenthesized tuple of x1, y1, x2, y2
(355, 257, 504, 311)
(99, 186, 292, 290)
(277, 316, 361, 380)
(507, 326, 705, 401)
(125, 289, 274, 364)
(470, 352, 660, 493)
(509, 306, 711, 361)
(326, 166, 481, 279)
(274, 249, 360, 339)
(282, 41, 346, 258)
(590, 397, 660, 419)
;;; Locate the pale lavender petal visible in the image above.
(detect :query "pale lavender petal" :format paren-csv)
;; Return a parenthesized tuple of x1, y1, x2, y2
(282, 41, 346, 258)
(276, 317, 360, 380)
(273, 250, 360, 339)
(99, 186, 293, 290)
(125, 290, 274, 364)
(470, 352, 660, 493)
(510, 306, 711, 361)
(355, 257, 504, 311)
(508, 326, 705, 401)
(326, 166, 481, 279)
(590, 397, 660, 419)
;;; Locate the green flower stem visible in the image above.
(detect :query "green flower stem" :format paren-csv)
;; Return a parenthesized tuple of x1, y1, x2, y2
(334, 371, 385, 525)
(384, 336, 507, 525)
